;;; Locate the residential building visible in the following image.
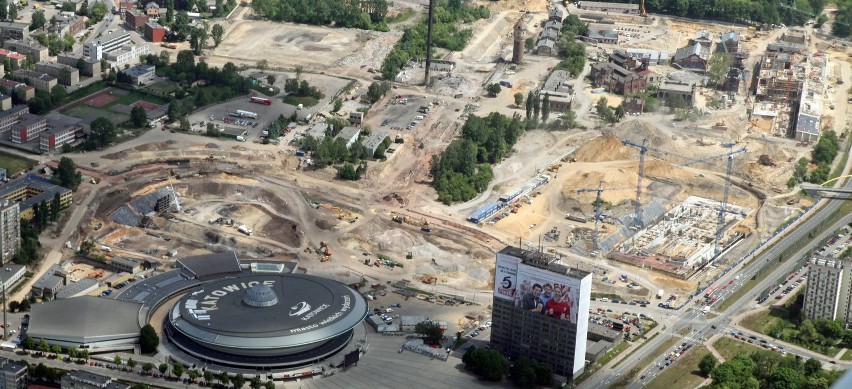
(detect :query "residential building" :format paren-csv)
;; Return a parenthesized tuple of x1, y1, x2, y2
(585, 23, 618, 44)
(144, 22, 166, 43)
(61, 370, 130, 389)
(672, 42, 710, 72)
(803, 257, 852, 324)
(47, 14, 87, 37)
(10, 115, 48, 143)
(0, 49, 25, 70)
(110, 256, 141, 274)
(145, 1, 160, 17)
(657, 80, 697, 108)
(0, 202, 19, 264)
(0, 22, 29, 41)
(577, 1, 640, 14)
(544, 20, 562, 32)
(589, 62, 646, 95)
(0, 265, 25, 293)
(3, 40, 48, 63)
(0, 360, 26, 389)
(334, 127, 361, 148)
(490, 246, 592, 380)
(362, 131, 388, 157)
(12, 69, 57, 93)
(35, 62, 80, 86)
(541, 70, 574, 111)
(57, 54, 101, 77)
(122, 63, 155, 85)
(535, 39, 555, 56)
(0, 174, 72, 220)
(124, 10, 149, 30)
(0, 95, 10, 111)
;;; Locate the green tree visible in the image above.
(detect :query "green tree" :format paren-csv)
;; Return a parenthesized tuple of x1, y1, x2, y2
(219, 371, 230, 386)
(166, 0, 174, 24)
(38, 338, 49, 352)
(203, 370, 214, 384)
(55, 156, 82, 190)
(532, 92, 540, 118)
(614, 104, 626, 122)
(509, 357, 538, 387)
(50, 345, 61, 355)
(699, 353, 718, 377)
(157, 363, 168, 375)
(541, 93, 550, 122)
(139, 324, 160, 353)
(257, 59, 268, 72)
(130, 106, 147, 127)
(68, 347, 77, 359)
(81, 349, 89, 360)
(707, 53, 732, 88)
(337, 163, 358, 180)
(7, 3, 15, 21)
(211, 24, 224, 47)
(485, 83, 501, 97)
(232, 373, 245, 388)
(50, 193, 60, 221)
(0, 0, 8, 20)
(770, 367, 805, 389)
(264, 381, 275, 389)
(462, 345, 509, 381)
(250, 375, 262, 389)
(22, 336, 34, 351)
(332, 98, 343, 112)
(127, 358, 137, 371)
(90, 2, 108, 23)
(30, 11, 45, 31)
(171, 363, 184, 378)
(142, 363, 154, 374)
(525, 91, 534, 120)
(85, 117, 116, 150)
(114, 355, 122, 366)
(414, 321, 443, 345)
(513, 92, 524, 107)
(187, 369, 200, 383)
(167, 99, 182, 121)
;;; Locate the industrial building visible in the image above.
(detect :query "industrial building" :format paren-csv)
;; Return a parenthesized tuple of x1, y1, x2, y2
(803, 257, 852, 325)
(335, 127, 361, 148)
(0, 174, 73, 220)
(0, 201, 19, 263)
(61, 370, 130, 389)
(490, 246, 592, 380)
(110, 256, 141, 274)
(55, 278, 100, 299)
(362, 131, 389, 157)
(585, 23, 618, 44)
(541, 70, 574, 111)
(31, 264, 67, 298)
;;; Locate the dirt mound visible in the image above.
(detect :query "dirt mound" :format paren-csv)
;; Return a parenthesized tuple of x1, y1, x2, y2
(574, 134, 633, 162)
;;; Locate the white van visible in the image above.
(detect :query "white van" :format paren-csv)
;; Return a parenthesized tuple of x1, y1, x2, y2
(600, 297, 609, 302)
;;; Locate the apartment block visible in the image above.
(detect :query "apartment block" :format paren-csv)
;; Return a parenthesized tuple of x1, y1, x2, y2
(0, 174, 72, 220)
(39, 113, 84, 152)
(0, 49, 25, 71)
(12, 69, 57, 93)
(2, 40, 47, 64)
(10, 114, 48, 143)
(0, 22, 29, 41)
(35, 62, 80, 86)
(57, 54, 101, 77)
(0, 105, 28, 132)
(0, 200, 19, 263)
(0, 360, 26, 389)
(803, 257, 852, 325)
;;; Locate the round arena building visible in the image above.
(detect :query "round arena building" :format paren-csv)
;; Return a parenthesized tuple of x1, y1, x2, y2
(165, 273, 368, 368)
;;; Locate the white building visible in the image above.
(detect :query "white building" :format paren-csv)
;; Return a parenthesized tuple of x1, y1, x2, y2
(83, 31, 150, 67)
(0, 265, 25, 293)
(0, 200, 18, 264)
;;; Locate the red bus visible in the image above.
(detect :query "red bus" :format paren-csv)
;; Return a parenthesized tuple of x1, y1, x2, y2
(704, 286, 718, 299)
(250, 97, 272, 105)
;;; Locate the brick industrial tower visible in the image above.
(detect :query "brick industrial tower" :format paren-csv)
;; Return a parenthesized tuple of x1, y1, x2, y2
(512, 19, 525, 64)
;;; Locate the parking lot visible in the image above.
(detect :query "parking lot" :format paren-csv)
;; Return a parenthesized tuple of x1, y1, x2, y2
(369, 95, 442, 133)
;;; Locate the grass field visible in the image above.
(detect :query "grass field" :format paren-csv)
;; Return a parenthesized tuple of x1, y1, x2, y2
(143, 81, 181, 97)
(740, 308, 841, 356)
(109, 90, 166, 106)
(840, 349, 852, 361)
(0, 151, 35, 175)
(645, 345, 710, 389)
(64, 105, 129, 126)
(284, 95, 319, 107)
(712, 336, 764, 360)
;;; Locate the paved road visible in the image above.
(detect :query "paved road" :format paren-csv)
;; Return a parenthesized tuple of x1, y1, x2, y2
(587, 210, 852, 389)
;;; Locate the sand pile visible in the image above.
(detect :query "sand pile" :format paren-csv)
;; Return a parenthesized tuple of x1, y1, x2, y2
(573, 134, 634, 162)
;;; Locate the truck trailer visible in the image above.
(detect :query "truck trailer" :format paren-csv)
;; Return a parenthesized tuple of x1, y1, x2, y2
(656, 289, 664, 299)
(230, 110, 259, 119)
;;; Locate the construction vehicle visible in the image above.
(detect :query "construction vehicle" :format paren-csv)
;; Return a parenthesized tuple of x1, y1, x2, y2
(421, 221, 432, 232)
(237, 225, 252, 236)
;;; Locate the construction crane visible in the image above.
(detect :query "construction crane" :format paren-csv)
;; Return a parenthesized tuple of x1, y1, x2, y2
(621, 138, 690, 228)
(576, 181, 633, 256)
(684, 144, 748, 257)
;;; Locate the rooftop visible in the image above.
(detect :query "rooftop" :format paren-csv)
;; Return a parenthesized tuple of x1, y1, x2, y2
(27, 297, 143, 343)
(335, 126, 361, 141)
(362, 131, 388, 151)
(498, 246, 592, 279)
(176, 251, 242, 279)
(0, 174, 71, 212)
(122, 63, 155, 77)
(579, 1, 639, 10)
(55, 278, 99, 299)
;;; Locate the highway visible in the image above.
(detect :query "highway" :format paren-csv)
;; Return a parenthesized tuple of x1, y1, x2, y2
(582, 187, 852, 388)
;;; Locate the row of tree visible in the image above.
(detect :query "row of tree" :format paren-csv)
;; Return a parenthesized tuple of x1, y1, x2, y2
(251, 0, 390, 31)
(699, 350, 840, 389)
(592, 0, 825, 28)
(381, 0, 490, 79)
(554, 15, 588, 77)
(788, 130, 841, 187)
(430, 112, 524, 204)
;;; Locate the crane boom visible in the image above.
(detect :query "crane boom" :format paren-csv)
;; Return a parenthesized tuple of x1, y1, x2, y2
(576, 182, 632, 256)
